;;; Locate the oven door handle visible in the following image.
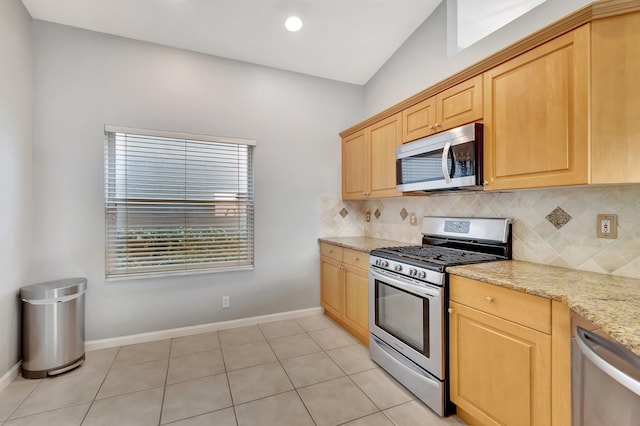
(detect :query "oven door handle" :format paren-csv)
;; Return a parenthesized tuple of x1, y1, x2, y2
(370, 268, 441, 300)
(441, 142, 452, 184)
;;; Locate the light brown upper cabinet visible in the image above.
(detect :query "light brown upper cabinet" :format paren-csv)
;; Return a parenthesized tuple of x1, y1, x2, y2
(483, 25, 590, 191)
(402, 75, 483, 143)
(342, 2, 640, 194)
(342, 130, 368, 200)
(591, 11, 640, 184)
(342, 113, 402, 200)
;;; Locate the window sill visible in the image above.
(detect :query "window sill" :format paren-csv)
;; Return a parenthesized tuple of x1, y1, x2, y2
(105, 265, 255, 282)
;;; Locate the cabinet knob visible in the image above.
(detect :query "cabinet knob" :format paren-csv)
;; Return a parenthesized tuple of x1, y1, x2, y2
(435, 122, 441, 128)
(338, 265, 344, 270)
(428, 124, 434, 130)
(328, 249, 333, 253)
(448, 308, 454, 314)
(486, 296, 493, 303)
(354, 257, 359, 261)
(483, 180, 489, 185)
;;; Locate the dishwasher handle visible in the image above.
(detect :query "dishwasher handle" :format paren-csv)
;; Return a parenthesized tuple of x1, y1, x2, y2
(576, 326, 640, 396)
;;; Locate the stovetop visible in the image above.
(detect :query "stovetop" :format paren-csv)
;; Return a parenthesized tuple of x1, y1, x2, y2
(368, 217, 512, 284)
(371, 245, 507, 272)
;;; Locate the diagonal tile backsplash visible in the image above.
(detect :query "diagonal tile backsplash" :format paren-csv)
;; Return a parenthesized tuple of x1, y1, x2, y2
(320, 185, 640, 280)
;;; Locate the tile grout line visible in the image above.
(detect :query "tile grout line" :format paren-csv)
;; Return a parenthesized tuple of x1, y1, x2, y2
(256, 319, 320, 425)
(5, 354, 123, 422)
(268, 317, 384, 425)
(217, 332, 239, 426)
(3, 377, 42, 422)
(299, 321, 418, 426)
(286, 318, 320, 426)
(79, 345, 122, 425)
(288, 325, 386, 425)
(157, 338, 174, 425)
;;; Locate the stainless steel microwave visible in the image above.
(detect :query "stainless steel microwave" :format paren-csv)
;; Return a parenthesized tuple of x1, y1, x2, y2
(396, 123, 483, 193)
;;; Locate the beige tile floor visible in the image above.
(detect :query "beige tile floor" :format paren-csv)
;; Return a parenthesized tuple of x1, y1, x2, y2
(0, 314, 466, 426)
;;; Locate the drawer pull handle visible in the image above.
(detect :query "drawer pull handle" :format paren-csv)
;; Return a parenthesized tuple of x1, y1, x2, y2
(486, 296, 493, 303)
(448, 308, 454, 314)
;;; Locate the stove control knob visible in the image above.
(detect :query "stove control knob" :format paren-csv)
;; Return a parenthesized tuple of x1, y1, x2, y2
(375, 259, 381, 266)
(409, 268, 417, 276)
(382, 261, 389, 268)
(417, 271, 427, 279)
(394, 265, 402, 272)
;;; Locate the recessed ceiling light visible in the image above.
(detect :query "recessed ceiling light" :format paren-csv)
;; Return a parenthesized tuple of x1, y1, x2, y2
(285, 16, 303, 32)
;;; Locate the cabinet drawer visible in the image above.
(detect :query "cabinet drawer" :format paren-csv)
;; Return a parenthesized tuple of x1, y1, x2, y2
(342, 248, 368, 269)
(450, 275, 551, 334)
(320, 242, 343, 261)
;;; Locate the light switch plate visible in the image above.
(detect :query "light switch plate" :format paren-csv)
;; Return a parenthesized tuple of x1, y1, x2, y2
(597, 214, 617, 239)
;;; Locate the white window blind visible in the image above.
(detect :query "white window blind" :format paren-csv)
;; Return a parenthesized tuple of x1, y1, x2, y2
(104, 126, 255, 278)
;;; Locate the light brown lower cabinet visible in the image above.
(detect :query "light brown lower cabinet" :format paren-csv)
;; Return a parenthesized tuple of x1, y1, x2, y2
(449, 275, 571, 426)
(319, 242, 369, 345)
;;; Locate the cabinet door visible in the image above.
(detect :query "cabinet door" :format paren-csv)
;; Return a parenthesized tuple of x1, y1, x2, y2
(402, 97, 437, 142)
(320, 257, 343, 320)
(342, 265, 369, 344)
(483, 25, 589, 191)
(436, 75, 483, 132)
(369, 113, 402, 198)
(450, 301, 552, 426)
(342, 130, 369, 200)
(591, 12, 640, 184)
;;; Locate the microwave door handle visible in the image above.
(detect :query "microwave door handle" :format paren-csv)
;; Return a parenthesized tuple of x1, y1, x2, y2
(441, 142, 452, 183)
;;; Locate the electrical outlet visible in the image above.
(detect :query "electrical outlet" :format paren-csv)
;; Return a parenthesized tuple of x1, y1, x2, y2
(365, 211, 371, 222)
(409, 213, 417, 226)
(222, 296, 230, 309)
(596, 214, 617, 239)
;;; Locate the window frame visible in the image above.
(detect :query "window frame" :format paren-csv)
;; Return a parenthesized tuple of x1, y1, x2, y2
(103, 125, 256, 280)
(447, 0, 547, 56)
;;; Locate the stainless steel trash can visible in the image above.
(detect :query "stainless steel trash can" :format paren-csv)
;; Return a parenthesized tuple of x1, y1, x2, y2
(20, 277, 87, 379)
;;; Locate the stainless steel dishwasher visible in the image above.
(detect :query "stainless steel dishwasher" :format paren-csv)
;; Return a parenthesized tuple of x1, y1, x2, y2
(572, 326, 640, 426)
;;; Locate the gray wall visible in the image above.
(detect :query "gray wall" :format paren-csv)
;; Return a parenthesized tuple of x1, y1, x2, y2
(0, 0, 33, 378)
(364, 0, 592, 116)
(31, 21, 363, 341)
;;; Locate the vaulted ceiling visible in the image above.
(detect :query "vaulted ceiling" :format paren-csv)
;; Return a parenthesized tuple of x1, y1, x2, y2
(21, 0, 442, 85)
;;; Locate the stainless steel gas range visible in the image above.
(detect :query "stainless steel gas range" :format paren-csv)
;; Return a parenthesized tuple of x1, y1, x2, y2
(368, 216, 512, 416)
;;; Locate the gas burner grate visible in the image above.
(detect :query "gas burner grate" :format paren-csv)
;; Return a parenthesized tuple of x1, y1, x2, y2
(374, 245, 505, 267)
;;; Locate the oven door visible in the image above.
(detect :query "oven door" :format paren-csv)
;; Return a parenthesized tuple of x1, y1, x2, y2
(369, 266, 444, 379)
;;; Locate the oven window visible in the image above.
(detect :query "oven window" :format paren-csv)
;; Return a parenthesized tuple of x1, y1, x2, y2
(375, 280, 430, 357)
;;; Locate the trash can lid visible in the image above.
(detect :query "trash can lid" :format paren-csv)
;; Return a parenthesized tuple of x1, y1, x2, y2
(20, 277, 87, 301)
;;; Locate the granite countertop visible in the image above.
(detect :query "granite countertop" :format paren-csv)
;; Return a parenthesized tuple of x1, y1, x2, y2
(447, 260, 640, 356)
(318, 236, 412, 253)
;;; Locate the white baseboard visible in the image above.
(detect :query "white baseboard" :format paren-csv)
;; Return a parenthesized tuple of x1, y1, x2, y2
(85, 306, 324, 351)
(0, 361, 22, 392)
